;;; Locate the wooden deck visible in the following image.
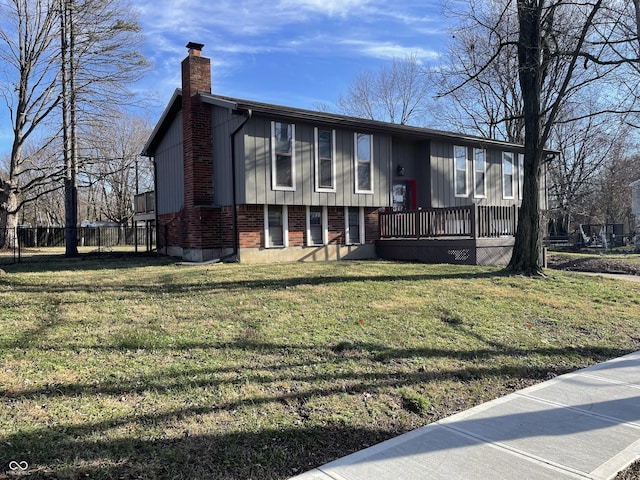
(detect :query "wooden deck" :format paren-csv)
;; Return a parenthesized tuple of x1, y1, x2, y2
(377, 205, 518, 265)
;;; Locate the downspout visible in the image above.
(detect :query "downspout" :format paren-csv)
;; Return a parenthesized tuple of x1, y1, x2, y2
(229, 108, 252, 261)
(152, 157, 159, 254)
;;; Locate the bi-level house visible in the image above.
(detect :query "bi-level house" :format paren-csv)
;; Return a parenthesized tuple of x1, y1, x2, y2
(141, 42, 550, 265)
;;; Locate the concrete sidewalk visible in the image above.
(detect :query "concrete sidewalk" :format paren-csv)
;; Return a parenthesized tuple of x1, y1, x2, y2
(291, 351, 640, 480)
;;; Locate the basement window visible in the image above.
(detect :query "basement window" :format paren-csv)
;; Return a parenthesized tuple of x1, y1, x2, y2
(345, 206, 364, 245)
(307, 206, 327, 246)
(265, 204, 288, 248)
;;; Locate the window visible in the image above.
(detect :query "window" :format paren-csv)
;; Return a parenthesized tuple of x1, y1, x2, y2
(473, 148, 486, 198)
(518, 153, 524, 200)
(503, 152, 514, 199)
(307, 206, 327, 246)
(454, 145, 468, 197)
(272, 121, 295, 190)
(315, 128, 335, 191)
(345, 206, 364, 245)
(265, 205, 288, 247)
(355, 133, 373, 193)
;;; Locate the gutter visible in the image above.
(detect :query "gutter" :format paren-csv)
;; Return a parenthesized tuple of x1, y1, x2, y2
(229, 108, 253, 261)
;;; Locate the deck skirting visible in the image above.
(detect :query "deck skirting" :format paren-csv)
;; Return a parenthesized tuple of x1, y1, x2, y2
(375, 237, 516, 266)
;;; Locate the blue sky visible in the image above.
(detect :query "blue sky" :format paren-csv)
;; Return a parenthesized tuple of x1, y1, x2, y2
(0, 1, 455, 159)
(133, 0, 453, 121)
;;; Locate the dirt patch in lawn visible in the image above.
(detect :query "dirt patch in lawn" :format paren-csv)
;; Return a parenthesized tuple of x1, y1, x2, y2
(547, 253, 640, 276)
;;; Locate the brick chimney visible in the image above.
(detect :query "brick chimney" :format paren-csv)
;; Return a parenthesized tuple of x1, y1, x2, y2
(181, 42, 216, 259)
(182, 41, 213, 208)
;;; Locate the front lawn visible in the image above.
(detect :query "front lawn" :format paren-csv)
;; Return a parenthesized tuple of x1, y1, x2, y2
(1, 258, 640, 479)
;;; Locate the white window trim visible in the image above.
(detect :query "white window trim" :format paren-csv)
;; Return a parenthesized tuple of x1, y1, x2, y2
(264, 204, 289, 248)
(314, 128, 336, 192)
(454, 145, 468, 198)
(502, 152, 515, 200)
(271, 121, 296, 192)
(306, 205, 328, 246)
(344, 206, 365, 245)
(473, 148, 486, 199)
(518, 153, 524, 200)
(354, 133, 374, 194)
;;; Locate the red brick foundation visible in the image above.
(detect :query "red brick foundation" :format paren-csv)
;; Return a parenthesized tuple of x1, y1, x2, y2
(159, 204, 380, 259)
(237, 204, 264, 249)
(287, 205, 306, 246)
(233, 205, 380, 249)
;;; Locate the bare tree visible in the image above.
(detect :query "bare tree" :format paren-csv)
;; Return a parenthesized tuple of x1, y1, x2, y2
(512, 0, 640, 274)
(444, 0, 640, 274)
(80, 113, 152, 226)
(438, 1, 524, 142)
(587, 149, 640, 232)
(337, 54, 434, 126)
(0, 0, 60, 249)
(14, 141, 66, 225)
(547, 114, 628, 235)
(60, 0, 147, 256)
(0, 0, 147, 253)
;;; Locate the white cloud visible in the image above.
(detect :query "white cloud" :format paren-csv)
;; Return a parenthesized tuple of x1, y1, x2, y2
(279, 0, 373, 17)
(132, 0, 449, 118)
(340, 40, 440, 62)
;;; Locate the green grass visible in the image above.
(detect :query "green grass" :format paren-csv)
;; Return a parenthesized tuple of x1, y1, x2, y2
(1, 257, 640, 479)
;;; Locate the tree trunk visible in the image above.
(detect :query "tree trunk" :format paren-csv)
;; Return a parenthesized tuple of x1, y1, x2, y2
(509, 156, 544, 274)
(0, 184, 19, 250)
(62, 0, 78, 257)
(507, 1, 545, 276)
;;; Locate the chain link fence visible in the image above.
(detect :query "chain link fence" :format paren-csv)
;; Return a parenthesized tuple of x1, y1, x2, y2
(0, 225, 156, 265)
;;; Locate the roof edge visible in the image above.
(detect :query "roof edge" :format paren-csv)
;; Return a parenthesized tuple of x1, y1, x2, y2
(143, 89, 561, 156)
(199, 92, 558, 153)
(141, 89, 182, 157)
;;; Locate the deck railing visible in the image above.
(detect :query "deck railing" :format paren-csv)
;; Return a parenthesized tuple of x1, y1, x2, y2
(134, 191, 155, 215)
(379, 205, 519, 239)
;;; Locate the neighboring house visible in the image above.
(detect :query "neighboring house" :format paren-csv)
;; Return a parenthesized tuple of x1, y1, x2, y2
(142, 42, 550, 265)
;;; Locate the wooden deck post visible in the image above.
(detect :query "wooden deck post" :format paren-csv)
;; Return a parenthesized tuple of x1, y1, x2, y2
(471, 204, 478, 239)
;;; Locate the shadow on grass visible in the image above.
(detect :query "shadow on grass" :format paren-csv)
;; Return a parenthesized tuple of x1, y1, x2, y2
(0, 424, 396, 480)
(0, 251, 173, 273)
(2, 327, 636, 480)
(3, 267, 509, 297)
(3, 338, 630, 402)
(2, 344, 637, 480)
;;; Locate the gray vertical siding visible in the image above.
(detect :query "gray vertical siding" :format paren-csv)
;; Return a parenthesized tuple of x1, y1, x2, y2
(155, 111, 184, 215)
(430, 141, 527, 208)
(414, 141, 431, 208)
(153, 105, 536, 215)
(430, 141, 456, 208)
(240, 115, 391, 208)
(212, 106, 247, 206)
